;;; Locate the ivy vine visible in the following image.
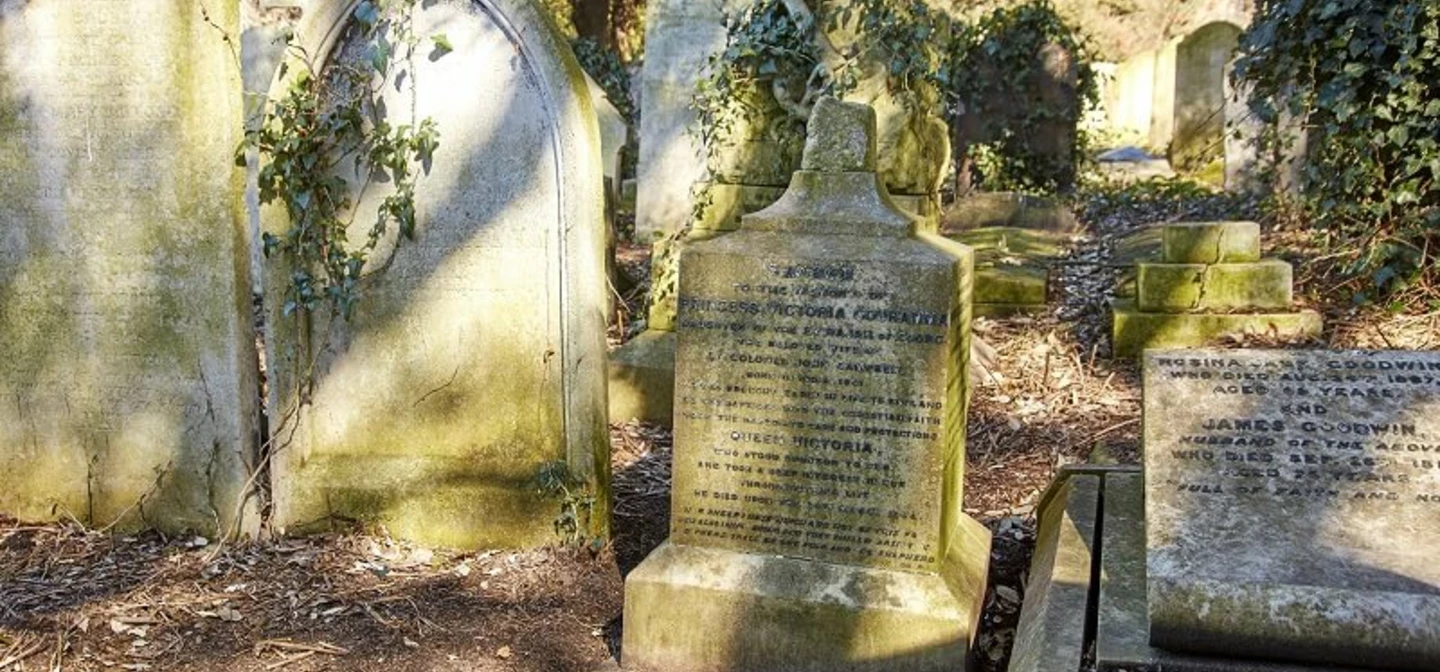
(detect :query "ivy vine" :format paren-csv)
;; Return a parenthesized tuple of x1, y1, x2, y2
(1231, 0, 1439, 304)
(248, 0, 442, 322)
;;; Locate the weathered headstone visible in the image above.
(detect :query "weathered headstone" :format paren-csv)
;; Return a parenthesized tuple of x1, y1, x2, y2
(1171, 22, 1242, 176)
(622, 98, 990, 671)
(633, 0, 745, 242)
(1143, 350, 1440, 670)
(264, 0, 610, 549)
(0, 1, 256, 533)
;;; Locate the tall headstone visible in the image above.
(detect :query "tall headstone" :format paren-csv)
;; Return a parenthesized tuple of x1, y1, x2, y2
(0, 2, 256, 533)
(1143, 350, 1440, 670)
(264, 0, 610, 549)
(1171, 22, 1242, 175)
(622, 98, 990, 671)
(1222, 57, 1261, 192)
(633, 0, 746, 242)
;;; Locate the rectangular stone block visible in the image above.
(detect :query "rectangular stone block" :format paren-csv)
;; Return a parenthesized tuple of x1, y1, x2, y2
(607, 331, 676, 425)
(1136, 260, 1292, 312)
(1009, 474, 1100, 672)
(1162, 222, 1261, 263)
(1110, 299, 1320, 358)
(1144, 350, 1440, 671)
(0, 1, 256, 534)
(1096, 472, 1375, 672)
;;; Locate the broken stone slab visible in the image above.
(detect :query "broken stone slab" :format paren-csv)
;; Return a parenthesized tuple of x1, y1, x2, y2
(607, 331, 676, 425)
(1162, 221, 1261, 264)
(1136, 260, 1293, 312)
(975, 266, 1049, 306)
(1096, 472, 1379, 672)
(1144, 350, 1440, 671)
(1008, 473, 1101, 672)
(1109, 299, 1321, 357)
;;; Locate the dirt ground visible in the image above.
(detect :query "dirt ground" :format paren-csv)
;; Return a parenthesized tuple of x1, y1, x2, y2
(4, 182, 1436, 672)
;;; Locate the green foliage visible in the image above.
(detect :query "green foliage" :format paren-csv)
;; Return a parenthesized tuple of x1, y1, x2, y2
(943, 2, 1097, 193)
(690, 0, 1095, 200)
(250, 0, 440, 321)
(572, 36, 635, 124)
(533, 461, 598, 546)
(1232, 0, 1440, 300)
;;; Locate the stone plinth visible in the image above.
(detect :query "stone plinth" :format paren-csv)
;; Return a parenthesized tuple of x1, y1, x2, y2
(608, 331, 676, 425)
(0, 1, 256, 534)
(1136, 260, 1293, 313)
(1142, 350, 1440, 670)
(622, 98, 989, 671)
(1112, 222, 1319, 357)
(1008, 473, 1101, 672)
(265, 0, 610, 549)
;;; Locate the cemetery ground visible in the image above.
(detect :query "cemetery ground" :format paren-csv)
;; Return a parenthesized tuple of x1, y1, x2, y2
(3, 182, 1438, 672)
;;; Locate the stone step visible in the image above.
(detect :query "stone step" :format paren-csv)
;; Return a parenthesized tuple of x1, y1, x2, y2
(1162, 221, 1261, 264)
(1136, 260, 1293, 313)
(1110, 299, 1321, 357)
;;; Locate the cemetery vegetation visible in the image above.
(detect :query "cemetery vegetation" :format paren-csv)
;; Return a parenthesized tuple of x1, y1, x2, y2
(692, 0, 1097, 204)
(249, 0, 441, 322)
(1232, 0, 1440, 307)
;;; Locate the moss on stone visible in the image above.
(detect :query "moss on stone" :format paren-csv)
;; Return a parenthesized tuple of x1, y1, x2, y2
(1136, 260, 1293, 312)
(1110, 299, 1322, 357)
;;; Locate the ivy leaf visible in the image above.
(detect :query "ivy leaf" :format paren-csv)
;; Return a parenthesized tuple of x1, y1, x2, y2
(430, 33, 453, 57)
(353, 1, 379, 28)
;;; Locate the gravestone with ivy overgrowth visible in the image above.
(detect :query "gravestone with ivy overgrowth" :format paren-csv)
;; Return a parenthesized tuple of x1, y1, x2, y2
(622, 98, 990, 671)
(0, 1, 257, 534)
(263, 0, 610, 549)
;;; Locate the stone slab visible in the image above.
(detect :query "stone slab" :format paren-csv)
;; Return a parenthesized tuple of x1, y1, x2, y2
(0, 1, 256, 534)
(265, 0, 610, 549)
(941, 192, 1080, 234)
(1097, 472, 1381, 672)
(1136, 260, 1293, 313)
(975, 267, 1048, 306)
(1143, 350, 1440, 670)
(1163, 221, 1262, 264)
(607, 331, 676, 425)
(1110, 300, 1321, 358)
(1172, 22, 1243, 174)
(1008, 473, 1100, 672)
(623, 536, 989, 672)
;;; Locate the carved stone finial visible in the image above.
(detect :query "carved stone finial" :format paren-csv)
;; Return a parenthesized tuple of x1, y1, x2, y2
(800, 96, 877, 173)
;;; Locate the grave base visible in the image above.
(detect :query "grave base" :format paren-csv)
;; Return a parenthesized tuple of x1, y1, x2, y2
(1110, 299, 1321, 357)
(607, 331, 676, 425)
(1009, 468, 1381, 672)
(623, 530, 990, 672)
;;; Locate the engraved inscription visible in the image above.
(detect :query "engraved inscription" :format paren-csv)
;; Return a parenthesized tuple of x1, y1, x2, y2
(671, 256, 955, 572)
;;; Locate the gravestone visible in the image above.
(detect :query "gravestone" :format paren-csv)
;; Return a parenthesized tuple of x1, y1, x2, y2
(1171, 22, 1242, 176)
(622, 98, 990, 671)
(264, 0, 610, 549)
(1143, 350, 1440, 670)
(0, 1, 256, 533)
(633, 0, 746, 242)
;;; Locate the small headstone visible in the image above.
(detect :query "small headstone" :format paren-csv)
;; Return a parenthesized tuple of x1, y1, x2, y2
(0, 1, 256, 533)
(264, 0, 610, 549)
(622, 98, 990, 670)
(1144, 350, 1440, 670)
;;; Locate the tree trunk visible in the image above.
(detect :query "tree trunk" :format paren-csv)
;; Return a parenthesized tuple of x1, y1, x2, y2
(571, 0, 611, 47)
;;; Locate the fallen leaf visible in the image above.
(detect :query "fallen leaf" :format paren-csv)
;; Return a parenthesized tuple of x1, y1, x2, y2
(496, 645, 512, 659)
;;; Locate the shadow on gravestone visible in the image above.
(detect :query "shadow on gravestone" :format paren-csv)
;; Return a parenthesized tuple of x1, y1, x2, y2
(261, 0, 610, 550)
(1139, 349, 1439, 671)
(0, 1, 258, 536)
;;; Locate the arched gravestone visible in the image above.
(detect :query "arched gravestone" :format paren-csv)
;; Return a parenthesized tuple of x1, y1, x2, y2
(0, 2, 257, 534)
(263, 0, 611, 549)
